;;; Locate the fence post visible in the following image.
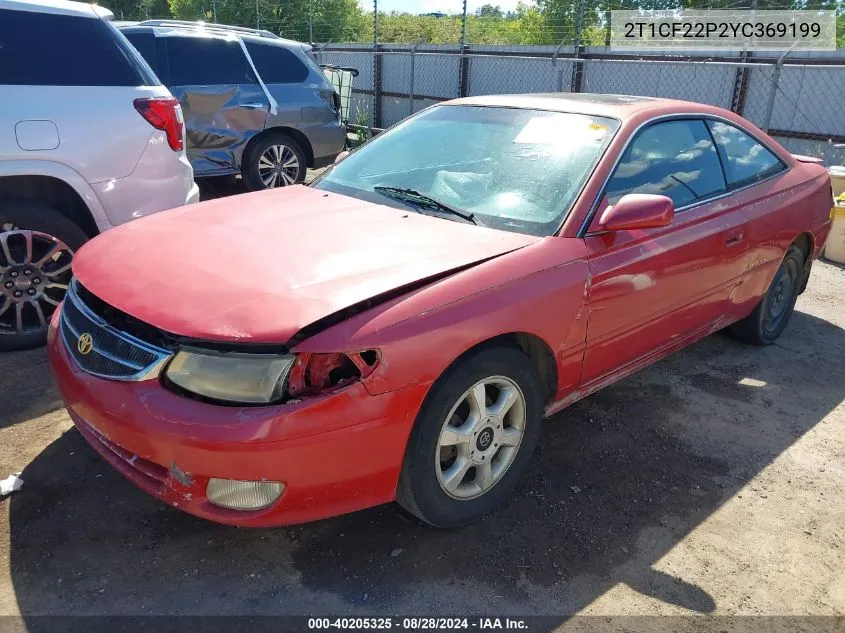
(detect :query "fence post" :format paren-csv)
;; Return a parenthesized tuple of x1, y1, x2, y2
(761, 58, 784, 133)
(459, 0, 468, 50)
(569, 0, 586, 93)
(459, 46, 471, 98)
(373, 0, 381, 129)
(374, 44, 383, 128)
(408, 43, 419, 118)
(308, 0, 314, 44)
(552, 40, 565, 92)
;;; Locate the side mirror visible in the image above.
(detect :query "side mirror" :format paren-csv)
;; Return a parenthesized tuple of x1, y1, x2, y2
(599, 194, 674, 232)
(334, 150, 350, 165)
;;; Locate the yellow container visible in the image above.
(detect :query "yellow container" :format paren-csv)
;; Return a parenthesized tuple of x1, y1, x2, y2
(831, 167, 845, 198)
(825, 203, 845, 264)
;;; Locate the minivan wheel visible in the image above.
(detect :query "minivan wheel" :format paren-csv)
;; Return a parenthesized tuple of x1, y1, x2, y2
(397, 346, 543, 528)
(0, 199, 88, 352)
(243, 134, 307, 191)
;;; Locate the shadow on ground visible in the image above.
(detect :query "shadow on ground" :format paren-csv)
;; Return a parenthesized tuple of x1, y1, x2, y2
(0, 347, 63, 430)
(7, 309, 845, 621)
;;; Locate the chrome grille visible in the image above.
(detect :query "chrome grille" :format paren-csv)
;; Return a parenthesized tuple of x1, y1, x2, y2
(60, 281, 172, 380)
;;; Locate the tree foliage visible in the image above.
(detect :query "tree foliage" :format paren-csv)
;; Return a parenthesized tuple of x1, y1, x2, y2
(96, 0, 843, 47)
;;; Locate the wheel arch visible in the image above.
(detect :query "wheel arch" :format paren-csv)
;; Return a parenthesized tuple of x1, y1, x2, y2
(445, 332, 558, 407)
(244, 126, 315, 168)
(792, 232, 814, 294)
(0, 162, 109, 237)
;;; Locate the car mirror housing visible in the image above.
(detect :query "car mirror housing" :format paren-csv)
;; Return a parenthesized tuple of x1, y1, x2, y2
(599, 194, 674, 232)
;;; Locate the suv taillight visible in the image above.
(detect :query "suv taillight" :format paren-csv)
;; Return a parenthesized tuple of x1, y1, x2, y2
(133, 97, 184, 152)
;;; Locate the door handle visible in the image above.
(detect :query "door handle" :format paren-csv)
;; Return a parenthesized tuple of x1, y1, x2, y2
(725, 230, 744, 246)
(240, 102, 267, 109)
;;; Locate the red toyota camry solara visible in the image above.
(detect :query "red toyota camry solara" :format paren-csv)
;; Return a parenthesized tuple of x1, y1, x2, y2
(48, 94, 832, 528)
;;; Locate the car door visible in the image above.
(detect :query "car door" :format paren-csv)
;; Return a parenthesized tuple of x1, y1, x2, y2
(580, 118, 750, 386)
(705, 119, 791, 306)
(160, 34, 269, 177)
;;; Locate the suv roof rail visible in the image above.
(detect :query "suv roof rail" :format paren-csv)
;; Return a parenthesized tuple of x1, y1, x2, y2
(136, 19, 282, 40)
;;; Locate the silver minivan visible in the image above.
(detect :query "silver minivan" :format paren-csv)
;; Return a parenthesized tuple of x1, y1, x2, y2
(120, 21, 347, 190)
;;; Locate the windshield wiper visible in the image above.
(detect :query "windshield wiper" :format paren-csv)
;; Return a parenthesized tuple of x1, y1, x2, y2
(373, 186, 479, 225)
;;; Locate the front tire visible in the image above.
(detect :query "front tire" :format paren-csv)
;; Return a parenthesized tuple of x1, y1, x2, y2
(0, 198, 87, 351)
(728, 244, 804, 345)
(397, 346, 544, 528)
(243, 133, 307, 191)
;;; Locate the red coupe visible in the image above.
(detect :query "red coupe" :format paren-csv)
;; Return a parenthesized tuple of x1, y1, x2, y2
(48, 94, 833, 528)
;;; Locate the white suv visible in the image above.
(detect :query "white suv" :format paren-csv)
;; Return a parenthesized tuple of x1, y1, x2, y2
(0, 0, 199, 351)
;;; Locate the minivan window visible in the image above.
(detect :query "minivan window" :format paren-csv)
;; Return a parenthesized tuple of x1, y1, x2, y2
(0, 9, 155, 86)
(245, 42, 309, 83)
(605, 119, 727, 208)
(123, 31, 161, 76)
(165, 36, 256, 85)
(707, 120, 786, 187)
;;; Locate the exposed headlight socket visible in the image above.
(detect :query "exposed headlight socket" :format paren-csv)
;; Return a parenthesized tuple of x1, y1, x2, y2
(287, 350, 380, 398)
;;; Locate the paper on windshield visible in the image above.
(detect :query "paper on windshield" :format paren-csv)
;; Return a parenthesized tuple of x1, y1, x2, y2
(513, 115, 608, 145)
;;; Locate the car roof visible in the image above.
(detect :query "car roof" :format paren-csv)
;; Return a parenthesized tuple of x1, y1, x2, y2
(0, 0, 112, 18)
(121, 20, 306, 49)
(446, 93, 727, 120)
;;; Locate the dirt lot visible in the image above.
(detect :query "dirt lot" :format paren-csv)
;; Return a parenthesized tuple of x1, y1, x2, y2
(0, 243, 843, 626)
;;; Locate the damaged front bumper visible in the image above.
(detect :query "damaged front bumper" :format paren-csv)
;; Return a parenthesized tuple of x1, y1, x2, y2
(48, 324, 429, 527)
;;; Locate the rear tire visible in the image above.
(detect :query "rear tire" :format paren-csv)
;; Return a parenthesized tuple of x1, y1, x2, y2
(728, 244, 804, 345)
(397, 346, 544, 528)
(0, 198, 87, 351)
(243, 133, 307, 191)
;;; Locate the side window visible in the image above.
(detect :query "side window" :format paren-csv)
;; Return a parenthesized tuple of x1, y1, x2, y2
(707, 120, 786, 187)
(244, 42, 309, 84)
(605, 119, 727, 209)
(0, 9, 154, 86)
(123, 31, 160, 77)
(165, 36, 256, 85)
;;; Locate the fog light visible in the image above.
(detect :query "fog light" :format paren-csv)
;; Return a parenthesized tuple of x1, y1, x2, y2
(206, 478, 284, 510)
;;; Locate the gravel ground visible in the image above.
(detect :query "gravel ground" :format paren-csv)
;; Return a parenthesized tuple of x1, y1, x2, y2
(0, 223, 842, 626)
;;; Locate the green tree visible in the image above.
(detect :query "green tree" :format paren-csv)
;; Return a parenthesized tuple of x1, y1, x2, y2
(476, 4, 504, 17)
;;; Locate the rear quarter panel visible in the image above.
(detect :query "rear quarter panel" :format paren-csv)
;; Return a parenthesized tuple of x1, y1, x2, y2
(731, 162, 832, 309)
(1, 85, 170, 183)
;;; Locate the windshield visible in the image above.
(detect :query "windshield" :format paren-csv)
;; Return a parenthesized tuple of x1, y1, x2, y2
(312, 105, 619, 236)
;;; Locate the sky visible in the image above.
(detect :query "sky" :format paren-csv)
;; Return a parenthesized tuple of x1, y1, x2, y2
(357, 0, 524, 17)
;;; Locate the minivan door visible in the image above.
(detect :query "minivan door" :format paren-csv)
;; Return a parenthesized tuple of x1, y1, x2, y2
(160, 34, 269, 177)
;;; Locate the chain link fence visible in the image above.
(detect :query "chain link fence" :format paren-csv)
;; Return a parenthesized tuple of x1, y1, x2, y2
(315, 44, 845, 166)
(104, 0, 845, 165)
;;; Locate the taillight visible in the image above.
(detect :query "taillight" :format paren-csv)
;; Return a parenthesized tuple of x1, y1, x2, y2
(287, 350, 380, 398)
(133, 97, 184, 152)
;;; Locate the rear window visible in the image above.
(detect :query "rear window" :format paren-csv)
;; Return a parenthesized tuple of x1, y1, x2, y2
(0, 9, 156, 86)
(165, 36, 256, 85)
(245, 42, 309, 84)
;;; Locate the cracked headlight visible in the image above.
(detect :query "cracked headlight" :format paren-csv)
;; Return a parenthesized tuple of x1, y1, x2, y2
(165, 347, 294, 404)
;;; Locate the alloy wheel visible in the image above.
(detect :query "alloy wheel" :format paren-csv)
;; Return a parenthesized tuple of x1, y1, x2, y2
(0, 229, 73, 337)
(257, 144, 300, 188)
(435, 376, 527, 500)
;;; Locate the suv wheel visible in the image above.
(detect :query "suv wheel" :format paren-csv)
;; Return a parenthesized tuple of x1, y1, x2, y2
(243, 134, 307, 191)
(0, 199, 88, 351)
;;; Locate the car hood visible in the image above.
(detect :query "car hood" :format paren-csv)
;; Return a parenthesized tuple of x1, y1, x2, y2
(73, 185, 540, 344)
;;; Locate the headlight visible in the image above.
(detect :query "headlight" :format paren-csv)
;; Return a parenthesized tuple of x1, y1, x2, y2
(165, 347, 294, 404)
